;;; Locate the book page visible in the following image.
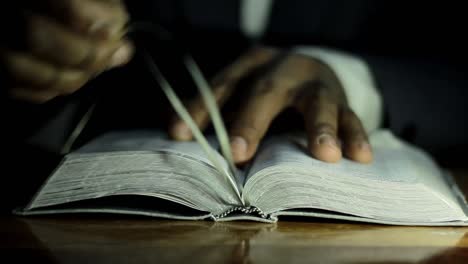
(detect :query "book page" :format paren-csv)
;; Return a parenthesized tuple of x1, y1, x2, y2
(77, 130, 246, 188)
(26, 130, 242, 216)
(243, 130, 467, 223)
(76, 130, 222, 168)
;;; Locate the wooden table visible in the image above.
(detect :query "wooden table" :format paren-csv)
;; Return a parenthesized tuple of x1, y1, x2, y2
(2, 169, 468, 263)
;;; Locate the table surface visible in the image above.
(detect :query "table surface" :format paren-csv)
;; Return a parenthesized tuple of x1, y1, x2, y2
(2, 169, 468, 264)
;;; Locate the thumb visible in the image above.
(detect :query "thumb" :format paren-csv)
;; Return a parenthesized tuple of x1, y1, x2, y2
(108, 39, 134, 69)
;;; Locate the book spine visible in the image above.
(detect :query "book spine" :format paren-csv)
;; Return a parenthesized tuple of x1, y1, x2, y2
(213, 206, 270, 220)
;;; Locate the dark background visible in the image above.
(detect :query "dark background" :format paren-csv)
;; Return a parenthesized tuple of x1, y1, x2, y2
(1, 0, 467, 211)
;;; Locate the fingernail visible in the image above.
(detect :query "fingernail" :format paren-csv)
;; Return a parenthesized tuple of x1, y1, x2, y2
(172, 122, 192, 140)
(109, 43, 133, 68)
(230, 136, 248, 161)
(316, 134, 339, 149)
(357, 142, 372, 152)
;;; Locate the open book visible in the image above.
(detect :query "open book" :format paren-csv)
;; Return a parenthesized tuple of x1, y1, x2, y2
(15, 54, 468, 226)
(16, 129, 468, 226)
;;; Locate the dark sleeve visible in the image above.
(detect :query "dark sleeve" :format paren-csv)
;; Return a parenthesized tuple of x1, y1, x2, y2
(1, 86, 98, 154)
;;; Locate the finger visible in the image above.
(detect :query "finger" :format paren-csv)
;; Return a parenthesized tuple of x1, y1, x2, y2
(339, 108, 373, 163)
(45, 0, 129, 39)
(27, 14, 124, 71)
(9, 87, 59, 104)
(108, 39, 134, 68)
(229, 78, 290, 163)
(169, 47, 277, 141)
(304, 88, 342, 163)
(2, 51, 89, 94)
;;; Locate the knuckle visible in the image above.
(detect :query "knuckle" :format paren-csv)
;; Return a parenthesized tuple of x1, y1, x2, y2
(308, 84, 343, 106)
(320, 104, 338, 118)
(313, 122, 336, 135)
(86, 41, 121, 71)
(77, 44, 102, 70)
(1, 52, 53, 86)
(66, 0, 89, 30)
(298, 81, 325, 104)
(54, 70, 88, 94)
(26, 13, 98, 68)
(187, 100, 209, 124)
(254, 77, 275, 94)
(231, 123, 261, 139)
(314, 85, 334, 101)
(254, 77, 292, 97)
(67, 0, 129, 36)
(306, 98, 337, 115)
(76, 48, 95, 69)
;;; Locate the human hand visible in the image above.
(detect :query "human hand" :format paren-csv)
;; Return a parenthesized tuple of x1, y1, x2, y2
(0, 0, 134, 103)
(169, 47, 373, 164)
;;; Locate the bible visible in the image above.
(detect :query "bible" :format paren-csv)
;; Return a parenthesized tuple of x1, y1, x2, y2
(15, 54, 468, 226)
(16, 129, 468, 226)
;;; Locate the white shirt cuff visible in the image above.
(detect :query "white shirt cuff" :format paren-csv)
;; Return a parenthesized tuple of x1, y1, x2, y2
(293, 46, 383, 133)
